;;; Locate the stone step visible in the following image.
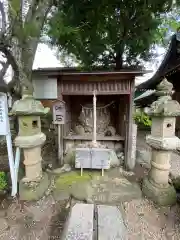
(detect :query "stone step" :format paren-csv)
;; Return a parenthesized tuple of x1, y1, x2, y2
(97, 205, 127, 240)
(62, 203, 127, 240)
(62, 203, 94, 240)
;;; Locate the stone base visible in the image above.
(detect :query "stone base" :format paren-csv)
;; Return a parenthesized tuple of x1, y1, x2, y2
(19, 172, 49, 201)
(142, 177, 177, 206)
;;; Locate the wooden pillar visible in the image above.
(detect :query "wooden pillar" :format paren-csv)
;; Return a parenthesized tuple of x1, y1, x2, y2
(124, 87, 134, 171)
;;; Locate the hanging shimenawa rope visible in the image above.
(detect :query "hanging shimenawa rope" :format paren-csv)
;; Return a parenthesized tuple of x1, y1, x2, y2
(80, 101, 114, 110)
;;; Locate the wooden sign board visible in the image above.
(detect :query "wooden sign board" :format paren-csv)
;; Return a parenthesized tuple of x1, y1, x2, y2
(53, 100, 66, 124)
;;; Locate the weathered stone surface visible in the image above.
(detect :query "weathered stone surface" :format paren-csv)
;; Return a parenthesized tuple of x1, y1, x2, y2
(109, 149, 120, 167)
(11, 95, 49, 116)
(146, 79, 180, 117)
(15, 133, 46, 148)
(142, 177, 177, 206)
(0, 218, 9, 234)
(146, 135, 180, 150)
(54, 171, 96, 202)
(50, 164, 72, 175)
(91, 176, 142, 204)
(71, 182, 93, 203)
(97, 205, 127, 240)
(114, 142, 123, 152)
(136, 149, 151, 167)
(64, 148, 75, 166)
(19, 172, 50, 201)
(142, 79, 180, 206)
(62, 203, 94, 240)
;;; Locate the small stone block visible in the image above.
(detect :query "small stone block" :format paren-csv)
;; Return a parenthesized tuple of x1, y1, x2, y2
(62, 203, 94, 240)
(97, 205, 127, 240)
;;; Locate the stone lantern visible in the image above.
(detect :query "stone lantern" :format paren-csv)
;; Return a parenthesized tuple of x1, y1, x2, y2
(142, 78, 180, 206)
(11, 94, 49, 200)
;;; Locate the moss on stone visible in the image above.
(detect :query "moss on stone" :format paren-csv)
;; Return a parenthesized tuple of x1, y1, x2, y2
(172, 177, 180, 191)
(63, 149, 76, 166)
(55, 170, 100, 190)
(19, 173, 49, 201)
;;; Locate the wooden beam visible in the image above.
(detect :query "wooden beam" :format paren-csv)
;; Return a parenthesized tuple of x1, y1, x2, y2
(63, 135, 125, 141)
(61, 91, 130, 95)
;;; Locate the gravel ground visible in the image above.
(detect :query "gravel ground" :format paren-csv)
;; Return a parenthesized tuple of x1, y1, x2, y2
(123, 199, 180, 240)
(125, 130, 180, 240)
(0, 189, 70, 239)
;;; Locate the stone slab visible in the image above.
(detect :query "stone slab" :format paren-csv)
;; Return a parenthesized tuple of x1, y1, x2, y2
(97, 205, 127, 240)
(91, 177, 142, 204)
(62, 203, 94, 240)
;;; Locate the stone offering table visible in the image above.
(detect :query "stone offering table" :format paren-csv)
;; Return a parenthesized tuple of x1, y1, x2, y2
(142, 79, 180, 206)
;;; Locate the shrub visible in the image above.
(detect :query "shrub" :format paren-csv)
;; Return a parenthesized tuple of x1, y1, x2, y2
(134, 111, 152, 127)
(0, 172, 8, 190)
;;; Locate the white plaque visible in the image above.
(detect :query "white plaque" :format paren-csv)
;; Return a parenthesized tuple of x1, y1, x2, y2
(53, 100, 66, 124)
(0, 93, 9, 135)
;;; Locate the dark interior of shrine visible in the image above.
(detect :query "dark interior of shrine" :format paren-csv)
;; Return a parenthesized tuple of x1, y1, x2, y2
(63, 94, 129, 141)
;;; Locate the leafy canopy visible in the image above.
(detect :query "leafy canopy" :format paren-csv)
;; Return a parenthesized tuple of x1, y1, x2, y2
(47, 0, 180, 69)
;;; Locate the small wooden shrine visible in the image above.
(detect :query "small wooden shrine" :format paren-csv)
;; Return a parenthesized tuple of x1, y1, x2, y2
(33, 68, 148, 168)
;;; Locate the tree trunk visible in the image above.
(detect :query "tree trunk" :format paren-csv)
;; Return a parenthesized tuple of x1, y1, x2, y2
(1, 0, 52, 97)
(115, 52, 123, 70)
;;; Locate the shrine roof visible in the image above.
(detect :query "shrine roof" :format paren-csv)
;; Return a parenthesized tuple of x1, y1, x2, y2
(33, 67, 151, 78)
(136, 33, 180, 92)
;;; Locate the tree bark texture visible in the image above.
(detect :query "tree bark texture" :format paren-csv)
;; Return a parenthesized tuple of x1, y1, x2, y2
(0, 0, 53, 96)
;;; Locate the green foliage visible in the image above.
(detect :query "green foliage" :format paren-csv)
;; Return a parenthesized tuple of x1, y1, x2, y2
(0, 172, 8, 191)
(156, 7, 180, 46)
(47, 0, 180, 69)
(134, 111, 152, 127)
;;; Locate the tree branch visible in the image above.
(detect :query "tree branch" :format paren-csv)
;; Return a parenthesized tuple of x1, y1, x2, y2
(0, 60, 10, 78)
(25, 0, 39, 24)
(22, 0, 52, 78)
